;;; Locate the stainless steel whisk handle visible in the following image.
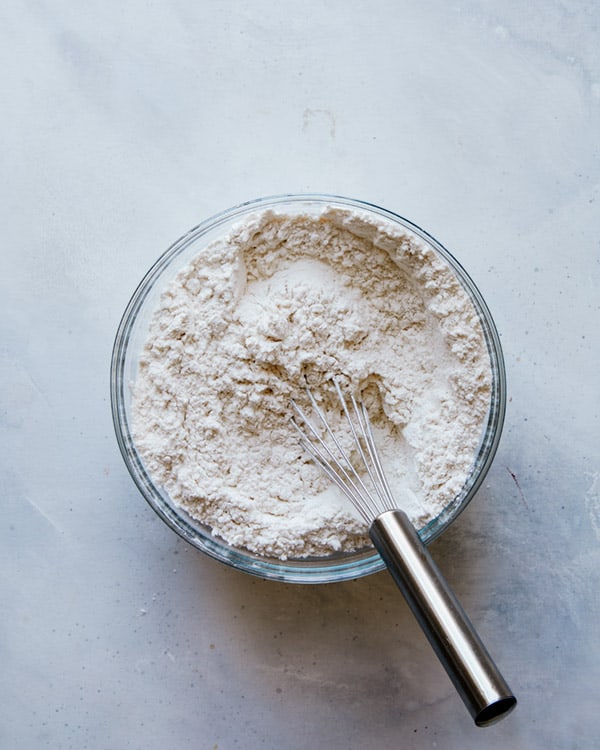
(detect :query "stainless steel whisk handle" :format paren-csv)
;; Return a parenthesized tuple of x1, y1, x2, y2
(370, 509, 517, 727)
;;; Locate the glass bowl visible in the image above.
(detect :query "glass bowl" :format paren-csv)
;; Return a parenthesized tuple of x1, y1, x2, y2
(110, 194, 506, 584)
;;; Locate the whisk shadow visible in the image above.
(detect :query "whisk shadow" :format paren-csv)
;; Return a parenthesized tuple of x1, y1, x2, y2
(186, 498, 499, 724)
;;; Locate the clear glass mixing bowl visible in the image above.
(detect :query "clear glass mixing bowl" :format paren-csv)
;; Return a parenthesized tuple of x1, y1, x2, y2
(110, 194, 506, 584)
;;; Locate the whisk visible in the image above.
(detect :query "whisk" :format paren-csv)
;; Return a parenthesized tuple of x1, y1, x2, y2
(291, 379, 516, 727)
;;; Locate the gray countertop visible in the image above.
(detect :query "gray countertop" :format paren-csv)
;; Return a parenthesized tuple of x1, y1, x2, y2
(2, 2, 599, 748)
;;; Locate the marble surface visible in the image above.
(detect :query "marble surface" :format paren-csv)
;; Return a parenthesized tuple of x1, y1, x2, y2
(1, 2, 599, 748)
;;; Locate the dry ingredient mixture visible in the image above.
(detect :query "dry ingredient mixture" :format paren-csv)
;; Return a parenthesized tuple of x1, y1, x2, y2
(132, 207, 492, 560)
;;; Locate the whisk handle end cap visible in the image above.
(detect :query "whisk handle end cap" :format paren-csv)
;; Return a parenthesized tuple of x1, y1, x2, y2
(370, 509, 517, 727)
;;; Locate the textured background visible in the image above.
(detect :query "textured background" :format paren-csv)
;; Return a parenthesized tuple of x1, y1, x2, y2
(1, 2, 599, 748)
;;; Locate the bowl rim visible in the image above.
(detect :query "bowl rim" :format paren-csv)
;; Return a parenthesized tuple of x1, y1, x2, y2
(110, 193, 506, 584)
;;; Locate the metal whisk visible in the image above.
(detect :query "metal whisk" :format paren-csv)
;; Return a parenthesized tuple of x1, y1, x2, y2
(291, 379, 516, 727)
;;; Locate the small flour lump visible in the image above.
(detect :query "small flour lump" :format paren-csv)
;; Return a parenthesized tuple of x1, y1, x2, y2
(132, 207, 492, 560)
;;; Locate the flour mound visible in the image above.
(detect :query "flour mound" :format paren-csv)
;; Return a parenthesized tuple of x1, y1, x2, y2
(132, 208, 492, 560)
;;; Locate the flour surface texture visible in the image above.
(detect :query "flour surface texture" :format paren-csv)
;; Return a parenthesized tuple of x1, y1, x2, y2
(132, 208, 492, 560)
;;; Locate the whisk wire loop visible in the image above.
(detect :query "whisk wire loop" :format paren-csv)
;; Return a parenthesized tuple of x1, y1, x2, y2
(344, 384, 397, 514)
(355, 395, 397, 512)
(291, 379, 397, 523)
(290, 396, 374, 523)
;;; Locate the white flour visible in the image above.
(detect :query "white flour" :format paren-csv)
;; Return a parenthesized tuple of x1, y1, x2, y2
(132, 207, 492, 560)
